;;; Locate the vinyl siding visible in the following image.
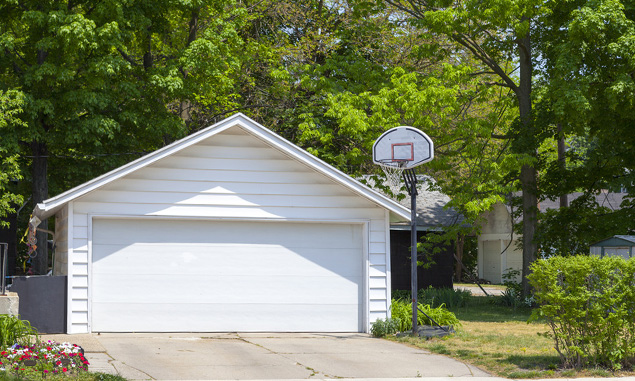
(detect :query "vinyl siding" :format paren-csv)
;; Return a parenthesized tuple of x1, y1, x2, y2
(63, 126, 390, 333)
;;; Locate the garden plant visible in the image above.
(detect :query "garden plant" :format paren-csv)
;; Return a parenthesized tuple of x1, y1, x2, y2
(529, 255, 635, 370)
(372, 294, 462, 337)
(0, 315, 94, 379)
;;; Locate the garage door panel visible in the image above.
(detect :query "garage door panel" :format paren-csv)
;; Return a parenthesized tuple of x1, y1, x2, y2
(91, 219, 364, 332)
(93, 245, 362, 277)
(93, 274, 362, 304)
(93, 220, 361, 248)
(92, 303, 360, 332)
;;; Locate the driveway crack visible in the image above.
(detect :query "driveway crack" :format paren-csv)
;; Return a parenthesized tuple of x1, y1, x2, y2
(237, 334, 341, 379)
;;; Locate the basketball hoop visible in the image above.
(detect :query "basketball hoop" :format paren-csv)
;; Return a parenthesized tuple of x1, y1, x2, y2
(372, 126, 434, 336)
(377, 159, 408, 195)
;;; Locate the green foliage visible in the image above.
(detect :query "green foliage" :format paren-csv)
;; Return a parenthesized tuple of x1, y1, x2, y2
(370, 317, 401, 337)
(0, 315, 38, 348)
(0, 90, 25, 225)
(497, 269, 534, 309)
(529, 255, 635, 369)
(418, 287, 472, 309)
(393, 287, 472, 309)
(390, 298, 461, 332)
(91, 373, 128, 381)
(392, 289, 411, 301)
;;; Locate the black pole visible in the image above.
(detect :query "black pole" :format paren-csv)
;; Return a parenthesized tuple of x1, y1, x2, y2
(411, 184, 417, 334)
(403, 169, 419, 335)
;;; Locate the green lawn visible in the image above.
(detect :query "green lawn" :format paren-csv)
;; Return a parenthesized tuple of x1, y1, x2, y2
(390, 295, 634, 378)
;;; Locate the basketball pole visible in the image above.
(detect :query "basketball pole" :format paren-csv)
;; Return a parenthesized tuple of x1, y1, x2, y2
(403, 169, 418, 335)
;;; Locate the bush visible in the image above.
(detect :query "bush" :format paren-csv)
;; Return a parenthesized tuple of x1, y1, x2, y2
(392, 287, 472, 308)
(529, 255, 635, 370)
(0, 315, 37, 348)
(390, 298, 460, 332)
(498, 269, 534, 309)
(392, 289, 411, 301)
(370, 318, 401, 337)
(418, 287, 472, 308)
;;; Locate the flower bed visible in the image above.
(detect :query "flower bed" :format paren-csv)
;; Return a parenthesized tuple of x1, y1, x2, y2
(0, 341, 89, 377)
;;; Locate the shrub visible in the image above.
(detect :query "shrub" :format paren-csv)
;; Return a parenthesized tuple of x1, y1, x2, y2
(498, 269, 534, 309)
(418, 286, 472, 308)
(529, 255, 635, 370)
(0, 315, 37, 348)
(392, 287, 472, 308)
(392, 289, 411, 301)
(390, 298, 460, 332)
(370, 318, 401, 337)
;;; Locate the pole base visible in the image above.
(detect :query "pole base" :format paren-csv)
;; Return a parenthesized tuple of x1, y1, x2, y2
(397, 325, 455, 338)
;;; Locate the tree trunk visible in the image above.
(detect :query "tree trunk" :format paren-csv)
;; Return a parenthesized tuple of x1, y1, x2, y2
(31, 140, 48, 275)
(557, 124, 568, 208)
(517, 23, 538, 297)
(454, 233, 464, 282)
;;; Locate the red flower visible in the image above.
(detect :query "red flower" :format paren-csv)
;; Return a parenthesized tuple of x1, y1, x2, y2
(62, 367, 68, 372)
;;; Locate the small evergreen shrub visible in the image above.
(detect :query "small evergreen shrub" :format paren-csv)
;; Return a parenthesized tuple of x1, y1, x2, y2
(529, 255, 635, 370)
(370, 317, 401, 337)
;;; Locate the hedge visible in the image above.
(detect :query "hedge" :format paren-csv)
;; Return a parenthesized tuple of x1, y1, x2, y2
(528, 255, 635, 370)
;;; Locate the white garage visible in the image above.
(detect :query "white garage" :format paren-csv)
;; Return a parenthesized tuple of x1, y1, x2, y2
(33, 113, 409, 334)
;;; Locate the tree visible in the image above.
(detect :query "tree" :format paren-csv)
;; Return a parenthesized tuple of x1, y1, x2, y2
(0, 0, 245, 274)
(370, 0, 547, 295)
(0, 90, 24, 225)
(234, 2, 523, 278)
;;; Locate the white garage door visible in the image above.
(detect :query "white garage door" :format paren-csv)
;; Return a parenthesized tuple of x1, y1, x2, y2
(91, 219, 364, 332)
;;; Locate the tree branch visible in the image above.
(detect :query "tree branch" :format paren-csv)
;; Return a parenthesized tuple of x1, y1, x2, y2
(117, 48, 140, 66)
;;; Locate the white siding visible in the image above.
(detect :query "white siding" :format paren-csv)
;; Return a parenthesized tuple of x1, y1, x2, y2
(66, 126, 390, 333)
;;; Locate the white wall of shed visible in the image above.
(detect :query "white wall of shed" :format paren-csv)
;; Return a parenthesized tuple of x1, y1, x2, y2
(66, 126, 391, 333)
(478, 203, 521, 284)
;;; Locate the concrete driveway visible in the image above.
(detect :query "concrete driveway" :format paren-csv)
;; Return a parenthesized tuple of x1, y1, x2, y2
(43, 332, 489, 380)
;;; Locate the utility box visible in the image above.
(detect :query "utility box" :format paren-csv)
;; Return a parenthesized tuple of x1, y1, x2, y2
(11, 276, 67, 333)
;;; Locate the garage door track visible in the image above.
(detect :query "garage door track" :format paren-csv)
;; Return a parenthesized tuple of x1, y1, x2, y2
(43, 332, 490, 380)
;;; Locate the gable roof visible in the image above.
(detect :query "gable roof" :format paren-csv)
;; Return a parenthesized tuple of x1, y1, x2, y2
(362, 175, 464, 230)
(33, 113, 410, 221)
(590, 235, 635, 247)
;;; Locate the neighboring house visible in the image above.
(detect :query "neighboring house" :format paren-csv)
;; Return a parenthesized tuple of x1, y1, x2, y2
(590, 235, 635, 258)
(388, 177, 463, 290)
(31, 113, 410, 334)
(478, 191, 627, 284)
(478, 203, 522, 284)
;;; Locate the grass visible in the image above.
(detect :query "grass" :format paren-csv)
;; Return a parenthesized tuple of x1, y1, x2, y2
(389, 294, 635, 378)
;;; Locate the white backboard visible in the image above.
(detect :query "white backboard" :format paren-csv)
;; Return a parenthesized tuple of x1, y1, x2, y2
(372, 126, 434, 169)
